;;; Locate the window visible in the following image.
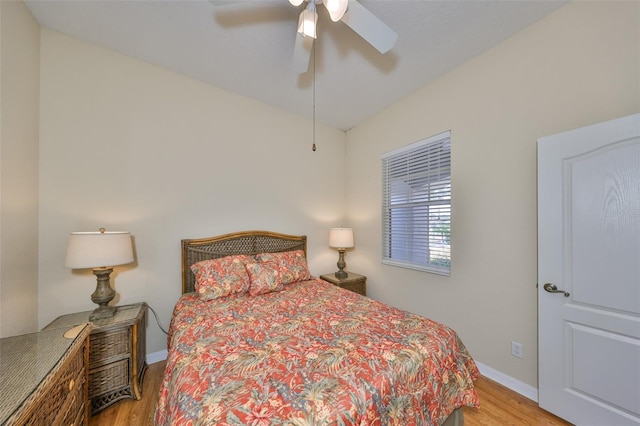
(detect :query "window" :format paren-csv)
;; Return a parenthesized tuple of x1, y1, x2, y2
(381, 131, 451, 275)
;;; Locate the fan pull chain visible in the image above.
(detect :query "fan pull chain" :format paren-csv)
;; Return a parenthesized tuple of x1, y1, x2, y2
(312, 41, 317, 152)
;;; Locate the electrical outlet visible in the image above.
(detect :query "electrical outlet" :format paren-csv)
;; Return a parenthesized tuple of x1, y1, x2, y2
(511, 341, 523, 359)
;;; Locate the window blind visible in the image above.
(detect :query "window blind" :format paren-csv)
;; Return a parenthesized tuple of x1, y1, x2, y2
(381, 131, 451, 275)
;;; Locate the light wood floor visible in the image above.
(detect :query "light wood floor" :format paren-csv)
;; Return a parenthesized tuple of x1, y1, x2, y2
(90, 361, 572, 426)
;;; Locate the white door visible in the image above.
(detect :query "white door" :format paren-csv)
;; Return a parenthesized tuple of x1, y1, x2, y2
(538, 113, 640, 425)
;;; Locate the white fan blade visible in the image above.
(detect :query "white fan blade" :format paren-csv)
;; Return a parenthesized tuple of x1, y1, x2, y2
(293, 32, 314, 73)
(341, 0, 397, 54)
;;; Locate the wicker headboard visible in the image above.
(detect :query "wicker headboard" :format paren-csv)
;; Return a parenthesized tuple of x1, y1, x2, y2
(181, 230, 307, 294)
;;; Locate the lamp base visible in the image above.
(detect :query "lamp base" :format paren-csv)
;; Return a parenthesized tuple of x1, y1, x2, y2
(335, 249, 348, 279)
(90, 267, 117, 321)
(89, 305, 117, 321)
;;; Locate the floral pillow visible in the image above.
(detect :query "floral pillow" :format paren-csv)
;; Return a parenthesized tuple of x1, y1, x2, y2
(245, 261, 283, 296)
(190, 255, 251, 300)
(256, 250, 312, 285)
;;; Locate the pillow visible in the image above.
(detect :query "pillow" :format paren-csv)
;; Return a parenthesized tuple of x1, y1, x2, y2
(191, 255, 251, 300)
(256, 250, 312, 284)
(245, 261, 283, 296)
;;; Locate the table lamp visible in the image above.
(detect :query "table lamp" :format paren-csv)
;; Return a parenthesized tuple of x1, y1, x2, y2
(329, 227, 354, 279)
(65, 228, 134, 320)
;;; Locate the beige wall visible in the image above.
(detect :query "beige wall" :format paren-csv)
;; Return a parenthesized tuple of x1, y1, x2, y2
(345, 1, 639, 389)
(0, 1, 40, 337)
(37, 30, 347, 354)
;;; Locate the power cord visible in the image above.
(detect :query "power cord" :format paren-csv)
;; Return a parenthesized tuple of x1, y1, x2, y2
(118, 302, 168, 335)
(144, 302, 169, 335)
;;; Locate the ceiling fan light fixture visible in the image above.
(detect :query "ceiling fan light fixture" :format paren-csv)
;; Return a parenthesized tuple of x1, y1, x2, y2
(324, 0, 348, 22)
(297, 3, 318, 39)
(289, 0, 305, 6)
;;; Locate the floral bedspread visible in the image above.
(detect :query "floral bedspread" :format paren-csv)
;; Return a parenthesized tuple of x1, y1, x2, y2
(155, 279, 479, 425)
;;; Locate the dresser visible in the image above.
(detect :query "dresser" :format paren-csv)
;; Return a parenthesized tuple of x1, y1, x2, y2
(0, 323, 91, 425)
(43, 303, 147, 415)
(320, 272, 367, 296)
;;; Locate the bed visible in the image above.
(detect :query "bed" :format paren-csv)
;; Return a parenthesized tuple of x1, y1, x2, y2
(155, 230, 479, 425)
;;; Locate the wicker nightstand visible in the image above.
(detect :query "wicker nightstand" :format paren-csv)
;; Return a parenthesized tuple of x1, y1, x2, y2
(320, 272, 367, 296)
(44, 303, 147, 415)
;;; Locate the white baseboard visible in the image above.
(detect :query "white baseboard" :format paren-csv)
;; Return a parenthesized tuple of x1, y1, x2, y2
(474, 361, 539, 402)
(145, 351, 538, 403)
(147, 349, 168, 365)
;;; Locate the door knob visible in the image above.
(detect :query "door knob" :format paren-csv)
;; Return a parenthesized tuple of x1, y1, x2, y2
(543, 283, 570, 297)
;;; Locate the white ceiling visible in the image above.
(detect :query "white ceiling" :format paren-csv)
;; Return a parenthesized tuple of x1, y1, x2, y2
(25, 0, 567, 131)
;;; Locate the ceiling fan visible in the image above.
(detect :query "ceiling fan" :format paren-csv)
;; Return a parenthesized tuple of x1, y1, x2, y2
(291, 0, 398, 73)
(212, 0, 398, 74)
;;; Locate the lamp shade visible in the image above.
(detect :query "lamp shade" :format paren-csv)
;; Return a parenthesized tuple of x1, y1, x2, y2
(329, 228, 354, 249)
(65, 230, 134, 269)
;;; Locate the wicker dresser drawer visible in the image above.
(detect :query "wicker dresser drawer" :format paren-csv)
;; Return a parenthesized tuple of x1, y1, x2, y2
(89, 358, 129, 397)
(0, 324, 91, 426)
(89, 329, 130, 367)
(58, 368, 87, 426)
(30, 346, 85, 423)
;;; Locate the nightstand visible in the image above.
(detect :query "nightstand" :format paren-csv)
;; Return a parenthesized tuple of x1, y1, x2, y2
(320, 272, 367, 296)
(44, 303, 147, 415)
